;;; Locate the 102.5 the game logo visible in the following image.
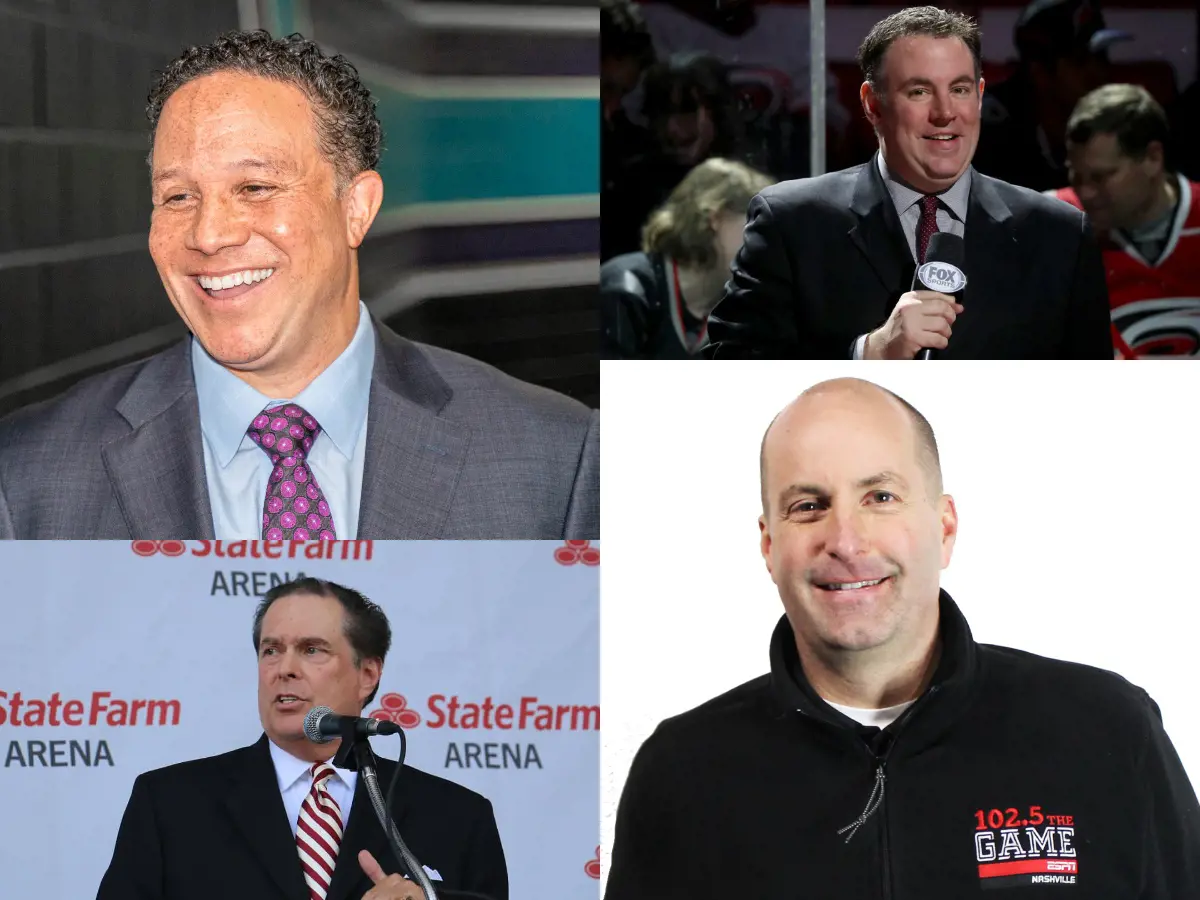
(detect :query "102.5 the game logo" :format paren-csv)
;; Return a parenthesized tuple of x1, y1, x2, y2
(974, 805, 1078, 889)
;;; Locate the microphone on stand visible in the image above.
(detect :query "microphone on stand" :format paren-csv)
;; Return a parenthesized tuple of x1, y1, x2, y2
(914, 232, 967, 360)
(302, 706, 401, 742)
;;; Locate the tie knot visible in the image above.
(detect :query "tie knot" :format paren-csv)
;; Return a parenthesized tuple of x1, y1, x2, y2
(248, 404, 321, 462)
(311, 761, 337, 788)
(920, 194, 939, 215)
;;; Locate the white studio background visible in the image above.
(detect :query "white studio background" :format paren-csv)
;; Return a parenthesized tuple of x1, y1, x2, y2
(0, 539, 600, 900)
(600, 360, 1200, 893)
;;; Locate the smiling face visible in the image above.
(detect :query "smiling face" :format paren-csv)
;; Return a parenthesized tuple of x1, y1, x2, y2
(759, 381, 957, 662)
(256, 591, 381, 761)
(149, 71, 382, 395)
(862, 35, 983, 194)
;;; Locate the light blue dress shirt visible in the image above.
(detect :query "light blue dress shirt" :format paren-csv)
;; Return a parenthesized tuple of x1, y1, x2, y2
(268, 739, 357, 836)
(192, 302, 375, 539)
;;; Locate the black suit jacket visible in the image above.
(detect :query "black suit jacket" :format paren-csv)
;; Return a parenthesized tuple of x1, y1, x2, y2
(707, 155, 1113, 358)
(96, 736, 508, 900)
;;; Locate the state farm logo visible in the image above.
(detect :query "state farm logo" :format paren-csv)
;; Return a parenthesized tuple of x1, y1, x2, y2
(369, 691, 599, 772)
(585, 846, 601, 879)
(555, 540, 599, 566)
(368, 693, 422, 728)
(130, 540, 373, 560)
(367, 693, 599, 731)
(2, 690, 183, 769)
(132, 540, 186, 557)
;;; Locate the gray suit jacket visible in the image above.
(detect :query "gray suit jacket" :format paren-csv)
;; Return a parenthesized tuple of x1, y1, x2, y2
(0, 319, 598, 539)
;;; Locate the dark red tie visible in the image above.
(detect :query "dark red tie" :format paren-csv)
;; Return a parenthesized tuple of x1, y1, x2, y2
(916, 194, 940, 263)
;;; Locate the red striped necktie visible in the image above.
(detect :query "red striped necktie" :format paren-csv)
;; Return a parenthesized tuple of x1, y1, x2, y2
(296, 761, 343, 899)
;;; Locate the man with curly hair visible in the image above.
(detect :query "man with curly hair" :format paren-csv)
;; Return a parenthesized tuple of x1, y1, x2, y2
(0, 31, 599, 541)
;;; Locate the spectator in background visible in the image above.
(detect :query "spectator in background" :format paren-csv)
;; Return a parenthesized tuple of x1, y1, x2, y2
(601, 157, 772, 359)
(602, 0, 657, 245)
(974, 0, 1131, 192)
(602, 0, 656, 131)
(1050, 84, 1200, 357)
(602, 52, 749, 260)
(635, 0, 851, 179)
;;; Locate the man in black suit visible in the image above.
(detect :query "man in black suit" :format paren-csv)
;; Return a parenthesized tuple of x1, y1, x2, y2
(96, 578, 507, 900)
(707, 5, 1112, 359)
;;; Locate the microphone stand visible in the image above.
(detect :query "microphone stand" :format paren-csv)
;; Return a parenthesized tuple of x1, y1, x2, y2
(333, 722, 439, 900)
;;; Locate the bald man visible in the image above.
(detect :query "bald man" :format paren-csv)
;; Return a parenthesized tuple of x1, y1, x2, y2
(605, 379, 1199, 900)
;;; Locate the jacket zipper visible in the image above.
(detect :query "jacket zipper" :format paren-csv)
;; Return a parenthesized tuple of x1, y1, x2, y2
(864, 684, 941, 900)
(876, 757, 891, 900)
(796, 682, 944, 899)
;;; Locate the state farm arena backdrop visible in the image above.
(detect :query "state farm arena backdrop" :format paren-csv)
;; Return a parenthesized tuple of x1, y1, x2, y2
(0, 540, 601, 899)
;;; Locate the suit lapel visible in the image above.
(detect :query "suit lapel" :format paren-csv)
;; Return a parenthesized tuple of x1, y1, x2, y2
(357, 322, 470, 539)
(101, 339, 215, 538)
(958, 172, 1020, 351)
(848, 154, 914, 293)
(326, 755, 409, 900)
(221, 736, 310, 900)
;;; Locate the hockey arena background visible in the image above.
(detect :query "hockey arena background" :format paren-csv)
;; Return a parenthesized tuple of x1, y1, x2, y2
(0, 539, 601, 899)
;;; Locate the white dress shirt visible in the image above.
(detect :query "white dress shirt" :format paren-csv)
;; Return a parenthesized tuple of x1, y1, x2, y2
(268, 739, 357, 836)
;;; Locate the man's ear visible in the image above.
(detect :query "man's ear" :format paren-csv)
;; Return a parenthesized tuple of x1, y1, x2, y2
(358, 657, 383, 707)
(344, 170, 384, 249)
(860, 81, 882, 128)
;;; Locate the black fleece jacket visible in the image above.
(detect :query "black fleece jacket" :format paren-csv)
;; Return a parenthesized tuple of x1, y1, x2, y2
(606, 591, 1200, 898)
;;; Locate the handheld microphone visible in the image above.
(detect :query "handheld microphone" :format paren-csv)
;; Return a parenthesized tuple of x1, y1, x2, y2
(913, 232, 967, 360)
(303, 705, 401, 744)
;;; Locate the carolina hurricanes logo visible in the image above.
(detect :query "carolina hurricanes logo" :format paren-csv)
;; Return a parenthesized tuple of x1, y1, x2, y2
(131, 540, 187, 557)
(1113, 298, 1200, 357)
(584, 846, 601, 879)
(555, 540, 600, 566)
(368, 692, 422, 728)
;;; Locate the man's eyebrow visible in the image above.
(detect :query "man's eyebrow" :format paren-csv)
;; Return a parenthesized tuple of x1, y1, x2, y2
(857, 470, 910, 491)
(776, 471, 909, 503)
(152, 157, 294, 185)
(259, 636, 333, 648)
(777, 483, 828, 504)
(897, 75, 976, 89)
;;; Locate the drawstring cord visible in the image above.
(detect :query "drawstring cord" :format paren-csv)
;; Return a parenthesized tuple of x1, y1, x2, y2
(837, 766, 886, 843)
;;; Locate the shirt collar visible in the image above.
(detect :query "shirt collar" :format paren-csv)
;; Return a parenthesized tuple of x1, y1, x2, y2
(876, 151, 972, 223)
(267, 738, 350, 793)
(192, 302, 376, 468)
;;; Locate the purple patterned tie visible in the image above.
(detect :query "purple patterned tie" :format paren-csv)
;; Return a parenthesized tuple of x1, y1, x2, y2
(247, 404, 338, 541)
(916, 194, 940, 264)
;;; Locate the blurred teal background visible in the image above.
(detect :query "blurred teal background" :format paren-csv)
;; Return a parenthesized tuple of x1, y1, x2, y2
(0, 0, 599, 414)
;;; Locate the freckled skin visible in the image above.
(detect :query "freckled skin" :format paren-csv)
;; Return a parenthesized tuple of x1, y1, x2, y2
(149, 71, 383, 397)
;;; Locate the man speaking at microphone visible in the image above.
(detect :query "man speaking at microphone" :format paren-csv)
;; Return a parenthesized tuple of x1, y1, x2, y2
(96, 578, 507, 900)
(706, 6, 1113, 359)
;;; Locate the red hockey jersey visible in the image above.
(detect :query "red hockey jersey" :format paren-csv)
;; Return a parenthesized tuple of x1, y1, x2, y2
(1050, 174, 1200, 358)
